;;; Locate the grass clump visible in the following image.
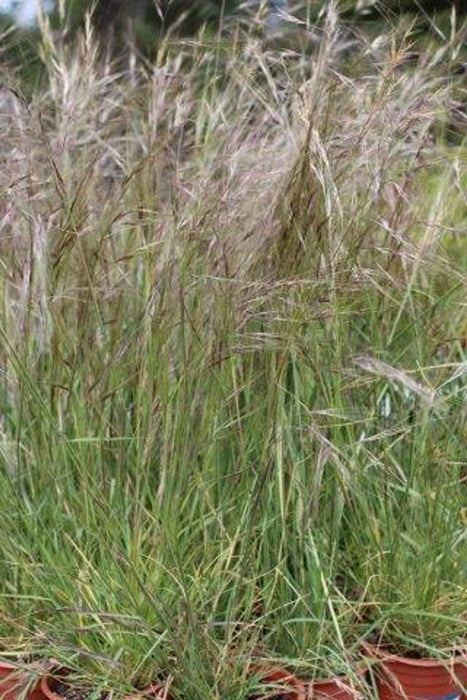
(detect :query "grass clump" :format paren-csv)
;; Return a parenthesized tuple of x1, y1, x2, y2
(0, 3, 465, 698)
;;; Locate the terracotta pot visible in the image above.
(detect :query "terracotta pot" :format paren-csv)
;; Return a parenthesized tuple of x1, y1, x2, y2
(41, 677, 170, 700)
(0, 662, 44, 700)
(127, 684, 171, 700)
(251, 666, 306, 699)
(365, 644, 467, 700)
(306, 672, 365, 700)
(0, 662, 45, 700)
(0, 662, 23, 700)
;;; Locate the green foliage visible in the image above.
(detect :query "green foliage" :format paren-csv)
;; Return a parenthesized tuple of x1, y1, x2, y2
(0, 4, 465, 698)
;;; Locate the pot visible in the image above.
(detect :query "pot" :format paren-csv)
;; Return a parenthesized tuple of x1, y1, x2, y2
(0, 662, 23, 700)
(0, 662, 44, 700)
(126, 684, 170, 700)
(306, 672, 365, 700)
(251, 666, 306, 699)
(41, 677, 170, 700)
(365, 644, 467, 700)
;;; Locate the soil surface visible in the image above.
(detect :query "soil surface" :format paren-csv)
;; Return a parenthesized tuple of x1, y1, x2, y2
(50, 680, 108, 700)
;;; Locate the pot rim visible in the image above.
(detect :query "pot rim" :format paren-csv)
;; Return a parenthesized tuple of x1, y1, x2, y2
(0, 662, 16, 672)
(310, 668, 366, 686)
(0, 660, 31, 677)
(249, 664, 306, 699)
(41, 676, 170, 700)
(126, 684, 169, 700)
(41, 676, 65, 700)
(293, 653, 368, 687)
(304, 667, 367, 700)
(363, 642, 467, 669)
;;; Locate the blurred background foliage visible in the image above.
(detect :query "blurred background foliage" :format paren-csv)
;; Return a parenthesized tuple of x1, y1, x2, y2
(0, 1, 465, 93)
